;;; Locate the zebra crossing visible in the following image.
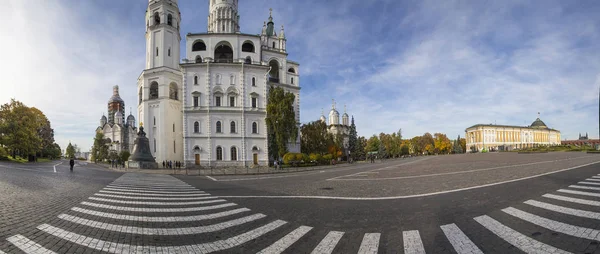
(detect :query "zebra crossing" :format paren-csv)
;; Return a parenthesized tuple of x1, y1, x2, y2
(4, 173, 600, 253)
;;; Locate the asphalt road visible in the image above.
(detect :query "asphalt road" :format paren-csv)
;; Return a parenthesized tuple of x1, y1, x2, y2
(1, 152, 600, 253)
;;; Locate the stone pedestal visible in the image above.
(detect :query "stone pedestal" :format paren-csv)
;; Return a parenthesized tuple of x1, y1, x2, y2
(128, 126, 158, 169)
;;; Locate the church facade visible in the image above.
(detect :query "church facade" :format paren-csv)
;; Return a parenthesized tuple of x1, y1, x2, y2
(97, 86, 137, 154)
(138, 0, 301, 167)
(465, 115, 561, 152)
(320, 100, 351, 153)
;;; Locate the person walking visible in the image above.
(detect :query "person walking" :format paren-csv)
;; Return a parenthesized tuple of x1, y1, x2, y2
(69, 158, 75, 172)
(162, 161, 165, 168)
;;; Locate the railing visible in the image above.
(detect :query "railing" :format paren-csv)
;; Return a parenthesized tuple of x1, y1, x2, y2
(268, 77, 280, 83)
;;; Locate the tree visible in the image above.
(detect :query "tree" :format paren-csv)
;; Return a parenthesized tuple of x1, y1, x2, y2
(266, 86, 298, 160)
(354, 136, 367, 160)
(348, 117, 358, 158)
(366, 135, 380, 153)
(0, 99, 42, 158)
(420, 133, 435, 155)
(433, 133, 452, 154)
(66, 142, 75, 159)
(300, 120, 332, 155)
(91, 132, 108, 163)
(452, 135, 464, 154)
(119, 150, 131, 162)
(460, 138, 466, 153)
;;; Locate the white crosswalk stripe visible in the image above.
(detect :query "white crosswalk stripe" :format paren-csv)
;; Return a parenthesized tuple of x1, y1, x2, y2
(80, 201, 238, 212)
(403, 230, 426, 254)
(37, 220, 287, 253)
(543, 193, 600, 207)
(72, 206, 248, 221)
(257, 226, 313, 254)
(578, 181, 600, 186)
(568, 185, 600, 191)
(58, 213, 267, 235)
(88, 196, 225, 205)
(357, 233, 380, 254)
(440, 223, 483, 254)
(107, 184, 195, 189)
(503, 207, 600, 241)
(558, 189, 600, 198)
(474, 215, 570, 254)
(525, 199, 600, 219)
(94, 193, 213, 200)
(101, 189, 206, 196)
(6, 234, 57, 254)
(310, 231, 344, 254)
(104, 187, 203, 194)
(584, 178, 600, 182)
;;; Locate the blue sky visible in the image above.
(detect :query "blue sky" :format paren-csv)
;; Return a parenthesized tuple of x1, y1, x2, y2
(2, 0, 600, 151)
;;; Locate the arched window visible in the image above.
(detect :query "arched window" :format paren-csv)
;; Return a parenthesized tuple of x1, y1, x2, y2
(252, 77, 256, 86)
(138, 87, 142, 104)
(216, 147, 223, 161)
(230, 75, 235, 85)
(268, 60, 279, 82)
(173, 123, 175, 132)
(231, 147, 237, 161)
(156, 47, 159, 56)
(214, 43, 233, 63)
(150, 82, 159, 99)
(245, 56, 252, 64)
(291, 77, 294, 84)
(273, 42, 276, 48)
(195, 55, 202, 63)
(216, 121, 222, 133)
(153, 139, 156, 153)
(230, 121, 236, 133)
(252, 122, 258, 134)
(169, 83, 178, 100)
(242, 42, 255, 52)
(216, 74, 222, 85)
(167, 14, 173, 26)
(173, 140, 176, 153)
(192, 41, 206, 51)
(194, 76, 198, 85)
(288, 68, 296, 73)
(194, 122, 199, 133)
(154, 12, 160, 25)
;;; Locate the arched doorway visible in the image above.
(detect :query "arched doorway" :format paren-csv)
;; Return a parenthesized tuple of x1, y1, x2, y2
(268, 60, 279, 83)
(215, 43, 233, 63)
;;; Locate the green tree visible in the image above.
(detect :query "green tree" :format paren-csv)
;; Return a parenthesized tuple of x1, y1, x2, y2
(0, 99, 42, 158)
(119, 150, 131, 162)
(420, 132, 435, 155)
(66, 142, 75, 159)
(460, 138, 466, 153)
(300, 120, 332, 155)
(348, 116, 358, 158)
(433, 133, 452, 154)
(30, 107, 54, 158)
(354, 136, 367, 160)
(91, 132, 108, 163)
(366, 135, 380, 153)
(266, 86, 298, 160)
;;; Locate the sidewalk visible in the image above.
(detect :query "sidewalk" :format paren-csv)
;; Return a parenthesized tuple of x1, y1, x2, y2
(92, 161, 365, 176)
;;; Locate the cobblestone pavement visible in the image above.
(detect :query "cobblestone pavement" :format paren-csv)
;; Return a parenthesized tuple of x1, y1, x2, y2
(3, 155, 600, 253)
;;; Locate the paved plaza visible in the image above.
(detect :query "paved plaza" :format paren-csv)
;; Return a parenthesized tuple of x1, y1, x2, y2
(1, 152, 600, 253)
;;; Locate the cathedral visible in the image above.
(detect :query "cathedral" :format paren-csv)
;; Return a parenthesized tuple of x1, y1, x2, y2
(320, 100, 351, 152)
(137, 0, 301, 167)
(97, 86, 137, 154)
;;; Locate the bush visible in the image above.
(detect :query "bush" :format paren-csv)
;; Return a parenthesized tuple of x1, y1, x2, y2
(309, 153, 321, 164)
(0, 147, 8, 161)
(295, 153, 304, 162)
(283, 153, 296, 165)
(322, 154, 333, 163)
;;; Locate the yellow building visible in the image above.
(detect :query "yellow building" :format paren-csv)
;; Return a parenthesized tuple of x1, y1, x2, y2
(465, 116, 561, 152)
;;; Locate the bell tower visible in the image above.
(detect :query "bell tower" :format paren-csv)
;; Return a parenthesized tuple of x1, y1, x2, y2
(138, 0, 183, 164)
(145, 0, 181, 69)
(207, 0, 240, 33)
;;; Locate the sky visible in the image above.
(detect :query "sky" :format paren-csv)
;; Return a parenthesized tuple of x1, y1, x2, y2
(1, 0, 600, 152)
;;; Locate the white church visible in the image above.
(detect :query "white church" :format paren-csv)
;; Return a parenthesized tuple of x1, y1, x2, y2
(137, 0, 301, 168)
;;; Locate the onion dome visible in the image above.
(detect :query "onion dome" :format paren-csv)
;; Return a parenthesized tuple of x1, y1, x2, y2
(100, 115, 107, 126)
(114, 110, 123, 124)
(127, 114, 135, 122)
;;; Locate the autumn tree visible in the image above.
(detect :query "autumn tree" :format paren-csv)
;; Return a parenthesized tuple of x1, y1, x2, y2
(420, 133, 435, 155)
(266, 86, 298, 160)
(460, 138, 466, 153)
(434, 133, 452, 154)
(366, 135, 380, 153)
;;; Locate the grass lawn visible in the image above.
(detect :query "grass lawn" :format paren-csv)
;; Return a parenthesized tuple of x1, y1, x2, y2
(37, 158, 53, 162)
(7, 156, 27, 163)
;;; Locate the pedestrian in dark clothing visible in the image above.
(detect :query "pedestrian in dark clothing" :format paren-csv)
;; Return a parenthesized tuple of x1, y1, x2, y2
(69, 159, 75, 171)
(163, 161, 165, 168)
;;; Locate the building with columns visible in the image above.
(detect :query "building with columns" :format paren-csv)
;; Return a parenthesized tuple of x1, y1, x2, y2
(138, 0, 300, 167)
(465, 115, 561, 152)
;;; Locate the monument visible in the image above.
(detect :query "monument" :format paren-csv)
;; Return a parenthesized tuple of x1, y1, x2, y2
(127, 123, 158, 169)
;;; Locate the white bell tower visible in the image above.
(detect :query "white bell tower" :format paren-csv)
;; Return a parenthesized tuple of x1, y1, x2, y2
(138, 0, 183, 164)
(207, 0, 240, 33)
